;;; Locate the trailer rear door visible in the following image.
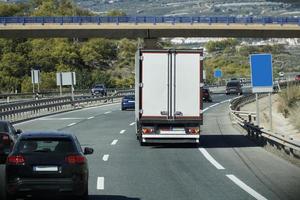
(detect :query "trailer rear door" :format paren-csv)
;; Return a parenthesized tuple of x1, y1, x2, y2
(141, 52, 169, 118)
(174, 53, 201, 118)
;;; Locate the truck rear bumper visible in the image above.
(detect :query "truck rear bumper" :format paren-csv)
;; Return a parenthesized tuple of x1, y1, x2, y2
(142, 134, 199, 143)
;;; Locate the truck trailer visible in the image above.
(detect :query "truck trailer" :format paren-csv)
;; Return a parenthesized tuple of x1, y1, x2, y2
(135, 49, 204, 145)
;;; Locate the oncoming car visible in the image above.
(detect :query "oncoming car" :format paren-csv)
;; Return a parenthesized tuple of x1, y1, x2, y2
(5, 131, 94, 200)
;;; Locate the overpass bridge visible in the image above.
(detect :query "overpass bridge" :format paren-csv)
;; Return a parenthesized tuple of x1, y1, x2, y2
(0, 16, 300, 38)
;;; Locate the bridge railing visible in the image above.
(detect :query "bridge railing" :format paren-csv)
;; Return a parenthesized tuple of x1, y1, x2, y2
(0, 16, 299, 25)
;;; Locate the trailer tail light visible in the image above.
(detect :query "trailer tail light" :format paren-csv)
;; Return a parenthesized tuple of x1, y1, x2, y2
(66, 155, 86, 164)
(187, 128, 200, 134)
(7, 155, 25, 165)
(142, 128, 154, 134)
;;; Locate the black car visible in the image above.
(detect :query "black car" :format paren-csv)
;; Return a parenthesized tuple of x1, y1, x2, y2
(226, 81, 243, 95)
(91, 84, 107, 96)
(202, 87, 212, 102)
(5, 131, 94, 200)
(121, 95, 135, 110)
(0, 120, 21, 164)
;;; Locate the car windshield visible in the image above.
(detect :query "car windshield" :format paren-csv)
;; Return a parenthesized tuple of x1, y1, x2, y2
(0, 122, 8, 133)
(17, 138, 76, 154)
(95, 85, 104, 88)
(227, 82, 239, 87)
(125, 95, 135, 100)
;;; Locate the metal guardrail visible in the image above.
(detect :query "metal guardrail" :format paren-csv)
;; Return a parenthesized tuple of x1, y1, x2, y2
(0, 88, 127, 104)
(0, 89, 134, 123)
(0, 16, 300, 25)
(230, 94, 300, 157)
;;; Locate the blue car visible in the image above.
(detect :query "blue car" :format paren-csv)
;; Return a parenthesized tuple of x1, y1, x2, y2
(121, 95, 135, 110)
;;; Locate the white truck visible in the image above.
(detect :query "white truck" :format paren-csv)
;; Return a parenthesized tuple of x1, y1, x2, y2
(135, 49, 204, 145)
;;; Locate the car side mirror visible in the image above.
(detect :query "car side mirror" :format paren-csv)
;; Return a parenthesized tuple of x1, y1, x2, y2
(16, 129, 22, 134)
(84, 147, 94, 155)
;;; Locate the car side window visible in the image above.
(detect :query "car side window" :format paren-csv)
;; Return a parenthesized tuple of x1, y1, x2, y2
(8, 123, 16, 135)
(74, 136, 83, 153)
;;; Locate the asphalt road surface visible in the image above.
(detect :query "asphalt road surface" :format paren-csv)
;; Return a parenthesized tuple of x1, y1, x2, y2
(1, 93, 300, 200)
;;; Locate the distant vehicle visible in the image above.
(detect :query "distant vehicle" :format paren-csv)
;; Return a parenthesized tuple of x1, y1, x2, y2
(279, 72, 285, 77)
(121, 95, 135, 110)
(226, 81, 242, 95)
(203, 87, 212, 102)
(135, 49, 203, 145)
(91, 84, 107, 96)
(0, 120, 22, 164)
(295, 75, 300, 81)
(5, 131, 94, 200)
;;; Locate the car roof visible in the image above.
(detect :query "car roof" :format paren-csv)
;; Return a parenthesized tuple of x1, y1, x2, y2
(19, 131, 74, 139)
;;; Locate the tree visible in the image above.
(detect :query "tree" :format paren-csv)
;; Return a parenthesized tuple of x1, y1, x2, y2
(106, 10, 127, 16)
(80, 39, 117, 69)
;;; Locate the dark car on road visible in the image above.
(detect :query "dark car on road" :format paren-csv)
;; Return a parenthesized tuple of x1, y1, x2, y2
(121, 95, 135, 110)
(91, 84, 107, 96)
(0, 120, 21, 164)
(5, 131, 94, 200)
(202, 87, 212, 102)
(226, 81, 243, 95)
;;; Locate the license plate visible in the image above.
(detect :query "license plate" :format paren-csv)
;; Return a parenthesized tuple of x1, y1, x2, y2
(33, 166, 58, 172)
(128, 101, 135, 103)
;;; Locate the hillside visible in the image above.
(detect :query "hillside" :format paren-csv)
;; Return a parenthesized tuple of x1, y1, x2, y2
(73, 0, 300, 17)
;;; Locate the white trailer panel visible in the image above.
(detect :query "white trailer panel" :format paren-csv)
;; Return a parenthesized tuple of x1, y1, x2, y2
(141, 53, 169, 117)
(174, 53, 200, 117)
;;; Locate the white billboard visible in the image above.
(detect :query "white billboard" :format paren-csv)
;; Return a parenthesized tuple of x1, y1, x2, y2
(31, 70, 40, 84)
(56, 72, 76, 86)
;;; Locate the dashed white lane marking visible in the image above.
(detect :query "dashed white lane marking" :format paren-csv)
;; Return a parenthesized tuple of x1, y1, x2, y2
(87, 116, 95, 120)
(102, 154, 109, 161)
(199, 148, 225, 170)
(226, 175, 268, 200)
(67, 123, 77, 127)
(120, 130, 126, 134)
(104, 111, 112, 114)
(111, 139, 118, 145)
(97, 177, 104, 190)
(129, 122, 136, 126)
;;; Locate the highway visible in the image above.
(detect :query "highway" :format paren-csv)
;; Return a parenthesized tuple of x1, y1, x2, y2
(1, 93, 300, 200)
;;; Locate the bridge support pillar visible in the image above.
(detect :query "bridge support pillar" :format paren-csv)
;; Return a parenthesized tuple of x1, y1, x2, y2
(143, 38, 161, 49)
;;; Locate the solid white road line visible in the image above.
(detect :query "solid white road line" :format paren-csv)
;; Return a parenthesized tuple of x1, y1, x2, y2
(199, 148, 225, 170)
(87, 116, 95, 120)
(38, 117, 84, 120)
(120, 130, 126, 134)
(67, 123, 77, 127)
(104, 111, 112, 114)
(102, 154, 109, 161)
(111, 139, 118, 145)
(129, 122, 136, 126)
(97, 177, 104, 190)
(226, 175, 268, 200)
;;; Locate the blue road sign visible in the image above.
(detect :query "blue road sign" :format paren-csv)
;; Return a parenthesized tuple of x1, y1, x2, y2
(250, 54, 273, 93)
(214, 69, 222, 78)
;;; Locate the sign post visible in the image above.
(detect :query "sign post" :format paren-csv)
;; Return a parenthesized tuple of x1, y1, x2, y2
(56, 72, 76, 100)
(250, 54, 273, 130)
(31, 69, 40, 95)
